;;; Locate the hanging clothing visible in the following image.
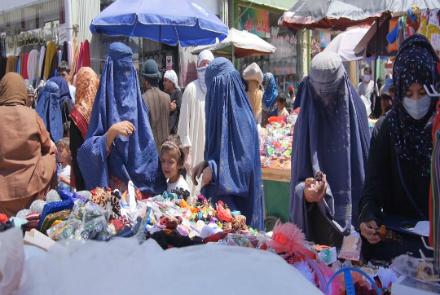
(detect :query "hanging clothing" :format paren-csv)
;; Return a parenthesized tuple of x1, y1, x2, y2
(36, 80, 63, 143)
(38, 45, 46, 81)
(44, 42, 56, 80)
(202, 57, 264, 230)
(70, 67, 99, 190)
(77, 42, 166, 195)
(290, 51, 370, 241)
(0, 73, 56, 216)
(262, 72, 278, 126)
(27, 49, 40, 84)
(359, 34, 438, 261)
(143, 87, 170, 149)
(0, 57, 7, 80)
(177, 79, 207, 195)
(22, 52, 29, 80)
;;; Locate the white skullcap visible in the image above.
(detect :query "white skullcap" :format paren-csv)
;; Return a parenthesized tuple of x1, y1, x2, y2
(164, 70, 179, 89)
(197, 50, 214, 67)
(242, 62, 263, 85)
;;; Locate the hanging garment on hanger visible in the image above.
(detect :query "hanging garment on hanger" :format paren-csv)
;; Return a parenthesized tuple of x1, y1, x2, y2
(16, 55, 21, 74)
(38, 45, 46, 81)
(22, 52, 29, 80)
(43, 42, 56, 80)
(82, 40, 91, 68)
(62, 41, 68, 63)
(0, 57, 7, 80)
(27, 49, 40, 84)
(67, 41, 73, 69)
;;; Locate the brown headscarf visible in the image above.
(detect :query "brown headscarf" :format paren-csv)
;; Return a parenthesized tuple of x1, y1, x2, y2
(0, 73, 27, 106)
(74, 67, 99, 123)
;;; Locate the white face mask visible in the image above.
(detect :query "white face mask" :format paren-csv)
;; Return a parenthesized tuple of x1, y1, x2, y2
(403, 95, 432, 120)
(197, 66, 208, 93)
(363, 74, 371, 83)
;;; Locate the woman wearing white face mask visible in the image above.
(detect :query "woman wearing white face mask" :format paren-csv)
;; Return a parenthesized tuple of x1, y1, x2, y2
(359, 34, 439, 261)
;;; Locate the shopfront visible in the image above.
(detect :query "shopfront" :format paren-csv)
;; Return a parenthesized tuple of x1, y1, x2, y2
(234, 0, 298, 93)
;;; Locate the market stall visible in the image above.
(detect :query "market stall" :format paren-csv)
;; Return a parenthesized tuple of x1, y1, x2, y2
(2, 184, 439, 295)
(260, 114, 296, 224)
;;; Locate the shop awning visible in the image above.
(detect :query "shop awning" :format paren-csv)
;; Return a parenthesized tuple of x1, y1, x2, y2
(279, 0, 440, 31)
(323, 27, 370, 61)
(239, 0, 298, 11)
(191, 28, 276, 58)
(279, 0, 385, 30)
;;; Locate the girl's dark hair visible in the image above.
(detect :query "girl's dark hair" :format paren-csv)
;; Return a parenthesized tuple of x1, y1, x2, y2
(276, 93, 288, 105)
(160, 135, 185, 167)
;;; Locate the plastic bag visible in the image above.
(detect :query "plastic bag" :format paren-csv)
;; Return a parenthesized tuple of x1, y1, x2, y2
(0, 229, 24, 295)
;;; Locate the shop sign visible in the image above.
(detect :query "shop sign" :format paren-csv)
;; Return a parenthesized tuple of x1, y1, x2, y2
(239, 6, 270, 38)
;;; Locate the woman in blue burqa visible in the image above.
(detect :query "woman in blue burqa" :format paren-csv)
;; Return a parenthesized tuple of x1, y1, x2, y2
(290, 51, 370, 246)
(77, 42, 166, 196)
(261, 72, 278, 127)
(192, 57, 264, 230)
(36, 80, 64, 142)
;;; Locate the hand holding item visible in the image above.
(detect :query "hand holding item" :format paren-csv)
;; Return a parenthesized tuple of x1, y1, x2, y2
(106, 121, 135, 150)
(304, 171, 327, 203)
(359, 220, 381, 244)
(110, 121, 135, 137)
(192, 161, 208, 186)
(201, 166, 213, 186)
(170, 101, 177, 112)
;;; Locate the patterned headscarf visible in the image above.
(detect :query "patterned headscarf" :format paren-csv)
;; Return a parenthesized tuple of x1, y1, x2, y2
(74, 67, 99, 123)
(388, 34, 439, 177)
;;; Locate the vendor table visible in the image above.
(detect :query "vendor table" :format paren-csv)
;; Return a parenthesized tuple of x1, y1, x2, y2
(262, 167, 291, 229)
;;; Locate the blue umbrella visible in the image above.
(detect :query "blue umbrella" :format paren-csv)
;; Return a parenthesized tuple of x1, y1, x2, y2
(90, 0, 228, 47)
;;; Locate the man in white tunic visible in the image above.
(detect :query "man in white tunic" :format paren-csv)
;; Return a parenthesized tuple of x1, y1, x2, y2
(177, 50, 214, 195)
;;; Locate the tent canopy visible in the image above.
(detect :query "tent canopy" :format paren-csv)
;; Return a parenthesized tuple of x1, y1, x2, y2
(90, 0, 228, 47)
(192, 28, 276, 58)
(279, 0, 440, 30)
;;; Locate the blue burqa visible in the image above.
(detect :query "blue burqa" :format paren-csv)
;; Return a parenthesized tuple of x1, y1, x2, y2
(77, 42, 166, 194)
(202, 57, 264, 230)
(36, 80, 63, 142)
(290, 51, 370, 236)
(50, 76, 73, 109)
(262, 72, 278, 115)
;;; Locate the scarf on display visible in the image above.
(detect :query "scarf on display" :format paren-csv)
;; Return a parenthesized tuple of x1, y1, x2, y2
(0, 73, 27, 106)
(70, 67, 99, 138)
(290, 51, 370, 232)
(77, 42, 166, 194)
(388, 34, 438, 177)
(262, 72, 278, 113)
(204, 57, 264, 230)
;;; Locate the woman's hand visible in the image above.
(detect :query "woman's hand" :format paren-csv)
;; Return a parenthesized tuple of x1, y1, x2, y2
(106, 121, 135, 150)
(201, 166, 213, 186)
(110, 121, 135, 137)
(170, 101, 177, 112)
(304, 174, 327, 203)
(192, 161, 208, 186)
(360, 220, 381, 244)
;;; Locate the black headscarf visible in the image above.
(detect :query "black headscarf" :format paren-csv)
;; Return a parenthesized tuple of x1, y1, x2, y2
(388, 34, 439, 177)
